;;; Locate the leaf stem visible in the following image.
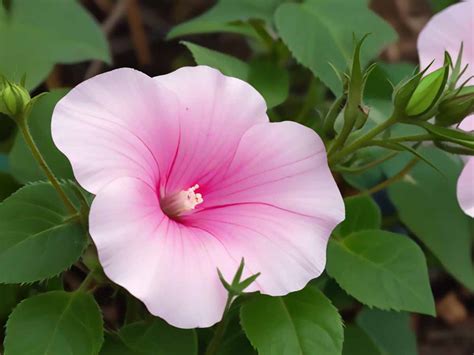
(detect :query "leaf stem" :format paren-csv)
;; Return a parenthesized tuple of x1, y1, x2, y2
(17, 117, 77, 215)
(334, 151, 399, 174)
(205, 295, 233, 355)
(76, 271, 96, 293)
(356, 157, 419, 196)
(372, 133, 433, 144)
(329, 115, 398, 166)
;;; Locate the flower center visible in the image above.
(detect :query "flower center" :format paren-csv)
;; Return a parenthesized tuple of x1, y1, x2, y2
(161, 184, 203, 218)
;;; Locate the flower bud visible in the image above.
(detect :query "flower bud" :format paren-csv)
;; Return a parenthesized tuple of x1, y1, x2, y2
(0, 82, 31, 118)
(405, 66, 449, 117)
(436, 86, 474, 126)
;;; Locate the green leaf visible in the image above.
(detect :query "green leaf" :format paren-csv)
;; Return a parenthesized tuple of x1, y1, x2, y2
(387, 147, 474, 290)
(0, 182, 86, 283)
(247, 59, 289, 108)
(100, 319, 197, 355)
(342, 325, 381, 355)
(274, 0, 397, 95)
(0, 0, 110, 89)
(169, 22, 258, 40)
(183, 42, 289, 108)
(406, 66, 449, 116)
(327, 230, 435, 315)
(167, 0, 283, 39)
(4, 291, 103, 355)
(356, 308, 417, 355)
(335, 195, 381, 236)
(183, 41, 248, 80)
(9, 90, 73, 183)
(241, 286, 343, 355)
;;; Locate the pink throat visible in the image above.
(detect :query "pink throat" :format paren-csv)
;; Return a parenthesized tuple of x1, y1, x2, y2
(160, 184, 204, 218)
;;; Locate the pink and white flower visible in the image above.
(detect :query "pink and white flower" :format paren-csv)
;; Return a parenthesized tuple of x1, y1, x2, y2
(417, 0, 474, 217)
(458, 117, 474, 217)
(51, 66, 344, 328)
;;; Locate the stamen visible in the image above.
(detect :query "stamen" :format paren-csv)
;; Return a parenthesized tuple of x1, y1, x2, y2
(161, 184, 204, 218)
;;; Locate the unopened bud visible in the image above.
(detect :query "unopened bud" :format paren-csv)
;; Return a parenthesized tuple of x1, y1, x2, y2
(436, 86, 474, 126)
(405, 66, 449, 117)
(0, 82, 30, 118)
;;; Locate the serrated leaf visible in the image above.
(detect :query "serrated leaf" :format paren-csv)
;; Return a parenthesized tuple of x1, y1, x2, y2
(100, 319, 197, 355)
(183, 42, 289, 108)
(0, 182, 86, 283)
(327, 230, 435, 315)
(167, 0, 283, 39)
(9, 90, 73, 183)
(0, 0, 110, 89)
(334, 195, 381, 237)
(387, 147, 474, 290)
(241, 286, 343, 355)
(356, 308, 417, 355)
(274, 0, 397, 95)
(4, 291, 103, 355)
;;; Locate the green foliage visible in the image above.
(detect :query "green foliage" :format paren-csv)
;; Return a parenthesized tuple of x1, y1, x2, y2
(335, 195, 381, 237)
(4, 291, 103, 355)
(101, 319, 197, 355)
(0, 0, 110, 89)
(0, 182, 86, 283)
(356, 308, 417, 355)
(388, 147, 474, 290)
(241, 286, 343, 355)
(327, 230, 435, 315)
(167, 0, 283, 39)
(182, 41, 289, 108)
(9, 90, 73, 183)
(274, 0, 397, 95)
(342, 325, 380, 355)
(183, 42, 289, 108)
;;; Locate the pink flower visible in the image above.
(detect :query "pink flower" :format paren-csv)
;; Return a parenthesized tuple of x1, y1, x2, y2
(417, 0, 474, 217)
(458, 117, 474, 217)
(51, 66, 344, 328)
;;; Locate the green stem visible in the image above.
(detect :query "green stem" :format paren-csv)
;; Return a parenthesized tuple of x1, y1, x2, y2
(329, 115, 398, 166)
(356, 157, 419, 196)
(17, 117, 77, 215)
(76, 271, 96, 293)
(205, 295, 233, 355)
(334, 151, 398, 174)
(375, 133, 433, 144)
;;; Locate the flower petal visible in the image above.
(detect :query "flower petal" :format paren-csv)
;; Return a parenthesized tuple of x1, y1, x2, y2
(90, 177, 240, 328)
(52, 68, 181, 193)
(457, 157, 474, 217)
(417, 0, 474, 80)
(183, 121, 345, 295)
(154, 66, 268, 194)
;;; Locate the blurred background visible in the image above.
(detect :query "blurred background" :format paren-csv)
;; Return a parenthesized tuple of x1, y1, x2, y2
(0, 1, 472, 354)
